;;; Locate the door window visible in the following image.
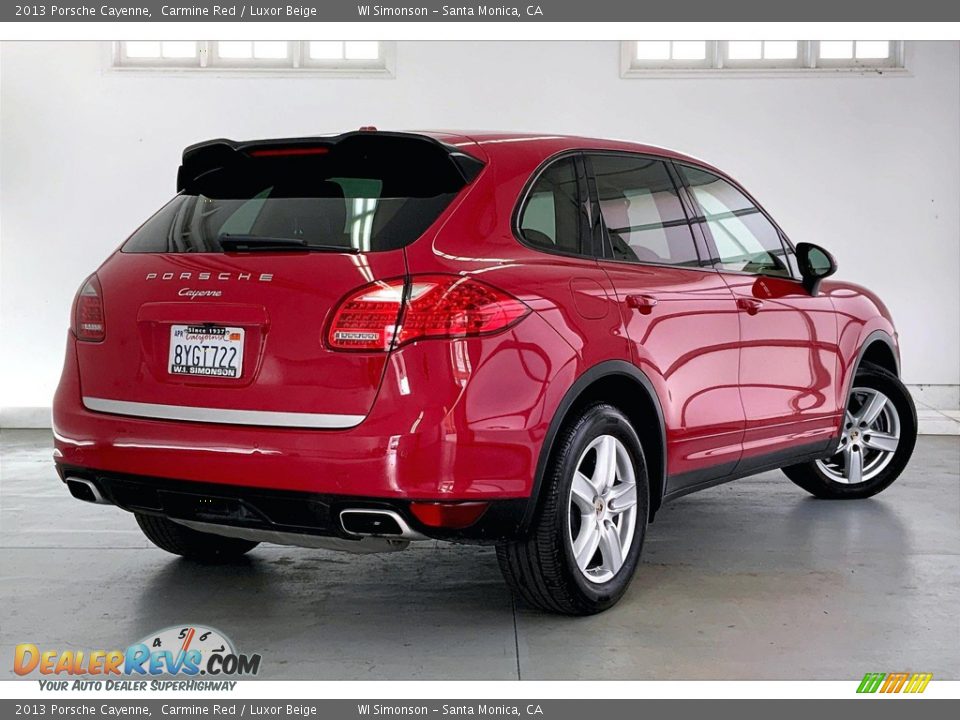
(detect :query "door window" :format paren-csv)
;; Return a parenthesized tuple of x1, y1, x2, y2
(518, 157, 583, 254)
(681, 166, 792, 277)
(589, 154, 699, 267)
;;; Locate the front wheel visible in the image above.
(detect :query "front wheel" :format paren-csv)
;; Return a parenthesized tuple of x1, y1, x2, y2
(497, 402, 649, 615)
(783, 364, 917, 499)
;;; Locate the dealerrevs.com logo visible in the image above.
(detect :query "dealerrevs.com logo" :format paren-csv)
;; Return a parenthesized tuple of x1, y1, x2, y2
(14, 625, 261, 689)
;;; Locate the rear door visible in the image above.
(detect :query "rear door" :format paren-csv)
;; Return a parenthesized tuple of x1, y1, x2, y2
(675, 163, 841, 460)
(78, 133, 478, 427)
(511, 153, 629, 374)
(584, 153, 745, 488)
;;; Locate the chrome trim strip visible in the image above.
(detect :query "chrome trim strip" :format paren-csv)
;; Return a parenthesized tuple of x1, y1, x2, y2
(82, 397, 365, 429)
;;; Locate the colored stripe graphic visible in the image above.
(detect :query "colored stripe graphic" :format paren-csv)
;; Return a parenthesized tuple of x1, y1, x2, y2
(857, 672, 932, 694)
(857, 673, 886, 693)
(881, 672, 909, 693)
(905, 673, 933, 693)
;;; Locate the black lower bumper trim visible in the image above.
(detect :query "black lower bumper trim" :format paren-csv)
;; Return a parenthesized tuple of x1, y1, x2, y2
(56, 465, 529, 544)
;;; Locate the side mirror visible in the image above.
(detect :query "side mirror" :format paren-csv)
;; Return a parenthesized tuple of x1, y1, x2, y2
(795, 242, 837, 296)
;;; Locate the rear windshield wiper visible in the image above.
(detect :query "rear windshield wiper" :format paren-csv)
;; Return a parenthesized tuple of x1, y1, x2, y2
(218, 235, 359, 253)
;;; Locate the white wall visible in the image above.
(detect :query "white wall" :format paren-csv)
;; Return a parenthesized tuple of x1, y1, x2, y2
(2, 41, 958, 423)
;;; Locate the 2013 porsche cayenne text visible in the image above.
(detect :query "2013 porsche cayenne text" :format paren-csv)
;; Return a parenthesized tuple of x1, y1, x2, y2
(53, 130, 917, 614)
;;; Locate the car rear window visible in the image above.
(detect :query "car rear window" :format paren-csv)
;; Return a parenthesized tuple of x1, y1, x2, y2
(123, 135, 474, 254)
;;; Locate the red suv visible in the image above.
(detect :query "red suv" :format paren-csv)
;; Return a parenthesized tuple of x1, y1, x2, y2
(53, 130, 917, 614)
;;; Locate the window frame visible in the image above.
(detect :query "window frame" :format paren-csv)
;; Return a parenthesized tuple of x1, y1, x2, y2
(115, 40, 203, 68)
(513, 151, 805, 282)
(721, 41, 806, 70)
(301, 41, 387, 71)
(672, 160, 801, 282)
(208, 40, 297, 69)
(110, 41, 396, 77)
(582, 151, 709, 271)
(813, 41, 902, 70)
(621, 40, 907, 78)
(512, 152, 600, 261)
(630, 41, 718, 70)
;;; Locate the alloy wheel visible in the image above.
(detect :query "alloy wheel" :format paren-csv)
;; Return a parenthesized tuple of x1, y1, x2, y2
(567, 435, 638, 584)
(815, 386, 901, 485)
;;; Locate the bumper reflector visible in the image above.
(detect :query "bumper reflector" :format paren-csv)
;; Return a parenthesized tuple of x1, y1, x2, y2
(409, 501, 489, 529)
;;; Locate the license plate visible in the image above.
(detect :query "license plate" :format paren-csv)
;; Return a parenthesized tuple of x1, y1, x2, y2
(168, 325, 244, 378)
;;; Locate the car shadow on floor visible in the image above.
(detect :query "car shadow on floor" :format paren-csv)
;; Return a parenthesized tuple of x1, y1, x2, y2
(124, 544, 519, 679)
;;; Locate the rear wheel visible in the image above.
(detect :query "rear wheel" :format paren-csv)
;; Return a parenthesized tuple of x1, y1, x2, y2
(136, 513, 259, 562)
(783, 364, 917, 499)
(497, 402, 648, 615)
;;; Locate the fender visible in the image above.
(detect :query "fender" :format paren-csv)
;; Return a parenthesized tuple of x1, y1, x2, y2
(520, 360, 667, 532)
(832, 328, 899, 437)
(844, 329, 900, 402)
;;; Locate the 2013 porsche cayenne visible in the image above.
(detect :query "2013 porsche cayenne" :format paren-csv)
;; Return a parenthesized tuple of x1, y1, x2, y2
(53, 130, 917, 614)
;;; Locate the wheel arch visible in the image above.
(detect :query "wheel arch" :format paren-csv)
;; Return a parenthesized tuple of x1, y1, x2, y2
(845, 330, 900, 404)
(838, 329, 901, 423)
(521, 360, 667, 533)
(857, 331, 900, 377)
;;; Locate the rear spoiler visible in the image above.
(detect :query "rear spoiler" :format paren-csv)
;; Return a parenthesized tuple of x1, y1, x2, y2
(177, 130, 485, 193)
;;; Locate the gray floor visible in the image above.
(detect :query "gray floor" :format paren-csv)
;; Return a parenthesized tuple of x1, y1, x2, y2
(1, 429, 957, 680)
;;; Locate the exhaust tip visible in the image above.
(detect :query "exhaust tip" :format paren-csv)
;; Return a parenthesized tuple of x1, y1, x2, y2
(341, 511, 403, 536)
(340, 509, 426, 540)
(65, 477, 110, 505)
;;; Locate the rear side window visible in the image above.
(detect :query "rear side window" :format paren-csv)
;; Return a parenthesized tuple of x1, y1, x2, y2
(518, 157, 582, 254)
(681, 165, 791, 277)
(590, 154, 699, 267)
(124, 136, 472, 254)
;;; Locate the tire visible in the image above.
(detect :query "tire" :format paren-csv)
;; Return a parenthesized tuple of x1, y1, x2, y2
(136, 513, 259, 562)
(496, 402, 649, 615)
(783, 363, 917, 499)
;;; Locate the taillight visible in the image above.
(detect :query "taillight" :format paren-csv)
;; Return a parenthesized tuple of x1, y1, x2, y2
(327, 280, 406, 351)
(327, 275, 530, 352)
(397, 276, 530, 346)
(72, 274, 105, 342)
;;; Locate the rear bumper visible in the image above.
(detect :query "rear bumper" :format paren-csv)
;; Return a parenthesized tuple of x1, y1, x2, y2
(52, 312, 579, 506)
(57, 465, 527, 544)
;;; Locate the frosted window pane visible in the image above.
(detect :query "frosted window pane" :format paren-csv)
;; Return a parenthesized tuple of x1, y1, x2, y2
(820, 41, 854, 59)
(728, 41, 761, 60)
(636, 41, 670, 60)
(125, 42, 161, 58)
(310, 42, 344, 60)
(161, 42, 196, 58)
(764, 41, 798, 59)
(345, 41, 379, 60)
(218, 42, 253, 59)
(253, 42, 288, 59)
(672, 41, 706, 60)
(856, 41, 890, 59)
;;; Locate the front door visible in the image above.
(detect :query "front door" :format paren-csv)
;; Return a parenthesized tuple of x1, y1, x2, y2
(677, 164, 841, 465)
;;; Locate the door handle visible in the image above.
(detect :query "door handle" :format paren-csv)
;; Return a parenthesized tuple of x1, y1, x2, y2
(736, 297, 764, 315)
(626, 294, 658, 314)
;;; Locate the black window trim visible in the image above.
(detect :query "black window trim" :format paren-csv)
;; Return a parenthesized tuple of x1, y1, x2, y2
(511, 150, 601, 261)
(513, 149, 802, 283)
(582, 150, 718, 274)
(671, 159, 802, 282)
